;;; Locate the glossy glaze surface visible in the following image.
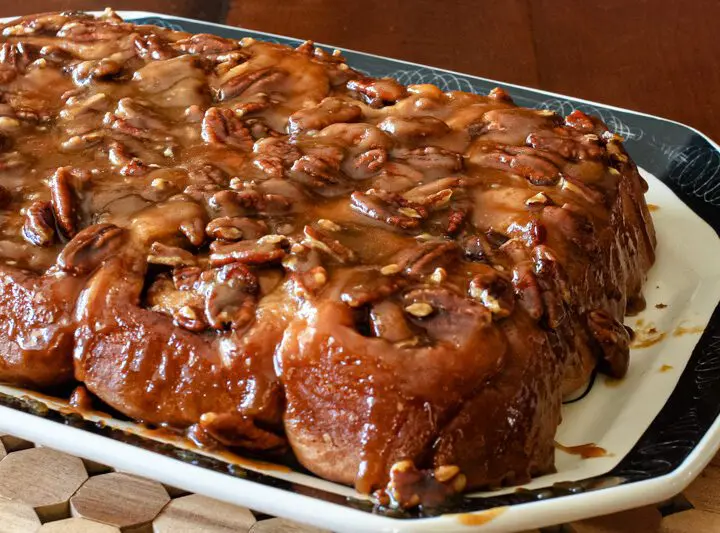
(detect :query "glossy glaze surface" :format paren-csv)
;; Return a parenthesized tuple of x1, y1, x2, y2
(0, 10, 655, 507)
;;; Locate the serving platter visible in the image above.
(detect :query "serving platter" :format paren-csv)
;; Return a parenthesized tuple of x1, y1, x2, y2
(0, 11, 719, 532)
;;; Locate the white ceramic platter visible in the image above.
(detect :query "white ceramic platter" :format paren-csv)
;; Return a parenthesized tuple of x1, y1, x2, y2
(0, 11, 719, 532)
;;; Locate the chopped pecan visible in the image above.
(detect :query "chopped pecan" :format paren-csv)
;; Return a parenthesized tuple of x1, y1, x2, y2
(468, 266, 514, 318)
(347, 76, 407, 107)
(217, 67, 285, 102)
(48, 167, 79, 238)
(287, 97, 362, 134)
(302, 225, 355, 263)
(201, 107, 253, 149)
(147, 242, 197, 267)
(22, 200, 56, 247)
(56, 223, 125, 275)
(209, 236, 287, 266)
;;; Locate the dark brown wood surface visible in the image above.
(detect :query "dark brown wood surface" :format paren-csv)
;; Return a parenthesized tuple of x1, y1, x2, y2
(1, 1, 718, 141)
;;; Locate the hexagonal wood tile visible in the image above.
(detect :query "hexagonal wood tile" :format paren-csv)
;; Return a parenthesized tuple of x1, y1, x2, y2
(0, 500, 41, 533)
(39, 518, 121, 532)
(0, 447, 88, 521)
(153, 494, 256, 532)
(249, 518, 330, 533)
(0, 433, 33, 453)
(70, 472, 170, 530)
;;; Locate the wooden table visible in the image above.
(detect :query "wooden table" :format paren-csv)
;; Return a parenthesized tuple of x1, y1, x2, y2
(0, 433, 719, 532)
(1, 0, 718, 143)
(0, 1, 718, 530)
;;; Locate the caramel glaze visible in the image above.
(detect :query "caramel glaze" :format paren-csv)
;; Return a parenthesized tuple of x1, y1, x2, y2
(0, 11, 656, 506)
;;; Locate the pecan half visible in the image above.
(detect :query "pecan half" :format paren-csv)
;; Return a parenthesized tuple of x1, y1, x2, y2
(195, 412, 285, 452)
(107, 141, 149, 176)
(209, 189, 291, 217)
(475, 149, 560, 186)
(302, 225, 355, 263)
(369, 300, 414, 343)
(133, 33, 175, 60)
(207, 216, 269, 242)
(350, 190, 425, 230)
(340, 270, 405, 307)
(393, 146, 463, 173)
(393, 241, 458, 278)
(378, 460, 466, 509)
(287, 97, 362, 134)
(347, 76, 407, 107)
(201, 107, 252, 149)
(48, 167, 79, 238)
(282, 244, 327, 295)
(217, 67, 285, 102)
(209, 236, 287, 266)
(72, 58, 123, 84)
(175, 33, 240, 55)
(378, 115, 450, 141)
(57, 223, 125, 275)
(289, 152, 344, 187)
(527, 129, 604, 161)
(22, 200, 56, 247)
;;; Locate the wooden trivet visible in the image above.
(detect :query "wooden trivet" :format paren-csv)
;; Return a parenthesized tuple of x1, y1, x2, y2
(0, 433, 718, 532)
